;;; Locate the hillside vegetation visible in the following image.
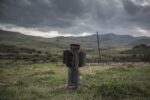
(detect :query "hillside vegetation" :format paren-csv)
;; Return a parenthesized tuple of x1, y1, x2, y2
(0, 44, 61, 63)
(121, 44, 150, 62)
(0, 30, 67, 50)
(1, 30, 150, 50)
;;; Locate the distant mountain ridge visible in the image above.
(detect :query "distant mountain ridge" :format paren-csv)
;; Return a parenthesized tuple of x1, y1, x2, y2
(0, 30, 150, 50)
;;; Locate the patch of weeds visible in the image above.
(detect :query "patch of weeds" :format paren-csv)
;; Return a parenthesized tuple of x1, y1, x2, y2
(108, 66, 130, 72)
(95, 70, 113, 75)
(84, 74, 95, 80)
(92, 83, 150, 100)
(0, 69, 3, 73)
(30, 87, 49, 98)
(44, 70, 55, 75)
(13, 79, 28, 86)
(126, 64, 135, 68)
(29, 70, 55, 77)
(0, 86, 18, 100)
(53, 63, 64, 67)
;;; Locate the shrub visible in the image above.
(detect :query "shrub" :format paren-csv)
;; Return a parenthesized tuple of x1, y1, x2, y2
(50, 57, 58, 62)
(93, 83, 149, 99)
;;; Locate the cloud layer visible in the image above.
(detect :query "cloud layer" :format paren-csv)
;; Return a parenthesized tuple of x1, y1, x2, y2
(0, 0, 150, 37)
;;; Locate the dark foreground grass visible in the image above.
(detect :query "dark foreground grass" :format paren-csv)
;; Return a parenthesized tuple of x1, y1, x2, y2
(0, 60, 150, 100)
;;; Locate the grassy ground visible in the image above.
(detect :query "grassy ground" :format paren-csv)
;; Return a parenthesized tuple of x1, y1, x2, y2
(0, 60, 150, 100)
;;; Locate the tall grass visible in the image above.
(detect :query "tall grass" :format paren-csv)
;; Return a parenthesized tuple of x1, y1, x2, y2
(0, 61, 150, 100)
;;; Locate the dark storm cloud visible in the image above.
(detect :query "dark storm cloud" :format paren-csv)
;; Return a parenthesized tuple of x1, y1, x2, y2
(0, 0, 84, 28)
(122, 0, 150, 30)
(0, 0, 150, 36)
(122, 0, 140, 15)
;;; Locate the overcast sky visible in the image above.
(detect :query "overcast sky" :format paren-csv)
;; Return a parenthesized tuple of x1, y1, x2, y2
(0, 0, 150, 37)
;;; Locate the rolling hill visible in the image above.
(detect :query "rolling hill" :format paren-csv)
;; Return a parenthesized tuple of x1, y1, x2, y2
(0, 30, 150, 50)
(0, 30, 67, 51)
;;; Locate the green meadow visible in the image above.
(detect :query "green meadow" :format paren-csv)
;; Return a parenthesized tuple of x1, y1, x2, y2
(0, 60, 150, 100)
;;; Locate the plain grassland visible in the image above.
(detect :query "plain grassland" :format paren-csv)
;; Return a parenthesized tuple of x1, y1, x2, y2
(0, 60, 150, 100)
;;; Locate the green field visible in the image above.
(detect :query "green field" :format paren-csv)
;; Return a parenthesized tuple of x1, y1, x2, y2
(0, 60, 150, 100)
